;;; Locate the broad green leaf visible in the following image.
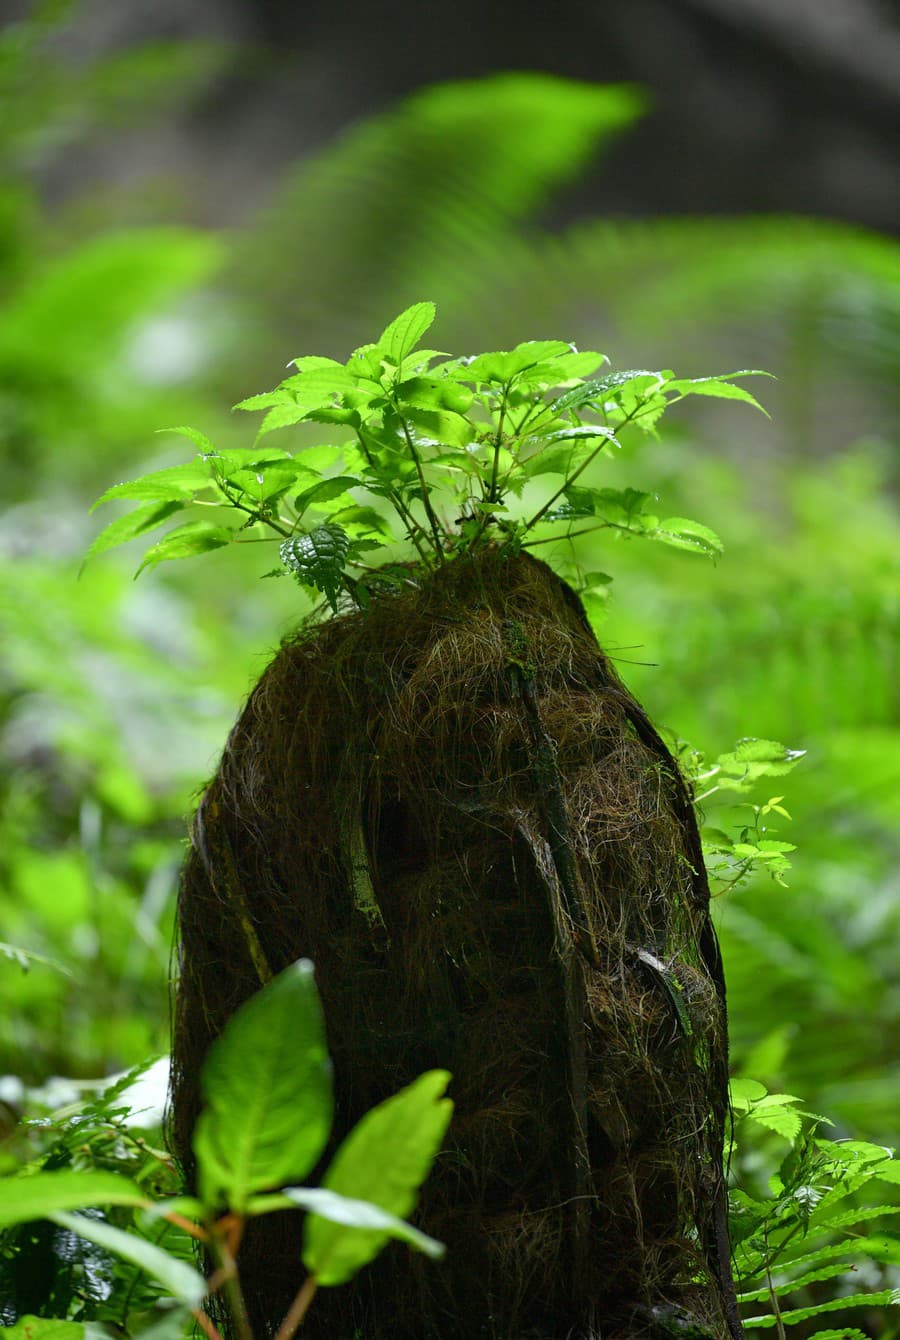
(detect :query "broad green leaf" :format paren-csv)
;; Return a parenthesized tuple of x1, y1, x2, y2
(402, 405, 473, 448)
(452, 342, 570, 385)
(51, 1211, 206, 1308)
(0, 1319, 96, 1340)
(0, 1170, 148, 1228)
(226, 465, 307, 505)
(282, 366, 360, 402)
(92, 462, 217, 509)
(193, 959, 333, 1213)
(304, 1070, 452, 1286)
(290, 355, 351, 374)
(294, 476, 362, 517)
(552, 370, 659, 414)
(329, 504, 394, 538)
(525, 349, 607, 382)
(717, 739, 806, 780)
(395, 376, 474, 416)
(135, 522, 233, 576)
(280, 524, 351, 612)
(652, 517, 724, 556)
(377, 302, 436, 363)
(729, 1078, 769, 1112)
(283, 1186, 444, 1261)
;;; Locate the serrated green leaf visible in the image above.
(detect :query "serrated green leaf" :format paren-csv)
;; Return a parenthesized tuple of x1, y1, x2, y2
(280, 523, 351, 611)
(652, 517, 724, 556)
(377, 302, 436, 363)
(738, 1261, 861, 1304)
(744, 1288, 900, 1328)
(552, 370, 660, 414)
(304, 1070, 452, 1286)
(811, 1204, 900, 1232)
(193, 959, 333, 1213)
(233, 389, 296, 413)
(290, 355, 350, 374)
(256, 401, 314, 438)
(135, 522, 233, 576)
(0, 1170, 148, 1228)
(50, 1211, 206, 1308)
(717, 739, 806, 779)
(293, 476, 361, 517)
(92, 462, 217, 509)
(666, 372, 772, 416)
(156, 425, 217, 454)
(748, 1104, 803, 1142)
(806, 1331, 869, 1340)
(82, 499, 184, 568)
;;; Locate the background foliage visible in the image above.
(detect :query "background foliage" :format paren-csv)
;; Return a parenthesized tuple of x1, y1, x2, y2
(1, 4, 898, 1334)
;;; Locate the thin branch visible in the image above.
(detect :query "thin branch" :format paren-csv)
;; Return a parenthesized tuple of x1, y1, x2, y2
(395, 412, 446, 562)
(192, 1310, 224, 1340)
(273, 1274, 319, 1340)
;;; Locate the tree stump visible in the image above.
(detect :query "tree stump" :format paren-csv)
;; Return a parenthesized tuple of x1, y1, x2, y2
(169, 549, 741, 1339)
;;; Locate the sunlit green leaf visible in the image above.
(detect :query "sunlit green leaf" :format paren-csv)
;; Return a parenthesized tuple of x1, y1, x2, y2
(304, 1070, 452, 1286)
(82, 500, 183, 566)
(92, 462, 216, 509)
(652, 517, 724, 556)
(193, 959, 332, 1214)
(394, 376, 473, 416)
(294, 476, 362, 517)
(377, 302, 436, 364)
(666, 372, 772, 416)
(135, 521, 233, 575)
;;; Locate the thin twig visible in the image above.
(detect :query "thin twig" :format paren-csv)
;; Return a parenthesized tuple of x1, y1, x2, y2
(273, 1274, 319, 1340)
(192, 1310, 224, 1340)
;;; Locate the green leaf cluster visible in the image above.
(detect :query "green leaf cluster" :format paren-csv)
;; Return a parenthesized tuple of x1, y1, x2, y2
(87, 303, 769, 610)
(729, 1080, 900, 1336)
(0, 961, 452, 1337)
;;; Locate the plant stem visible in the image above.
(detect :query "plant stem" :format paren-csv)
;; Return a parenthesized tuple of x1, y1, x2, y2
(192, 1310, 224, 1340)
(273, 1274, 319, 1340)
(219, 480, 293, 538)
(764, 1226, 787, 1340)
(522, 434, 618, 532)
(208, 1225, 253, 1340)
(395, 412, 445, 562)
(353, 430, 432, 564)
(487, 382, 509, 504)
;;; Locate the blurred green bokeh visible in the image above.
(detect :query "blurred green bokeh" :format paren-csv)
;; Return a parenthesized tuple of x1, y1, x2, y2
(1, 4, 898, 1159)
